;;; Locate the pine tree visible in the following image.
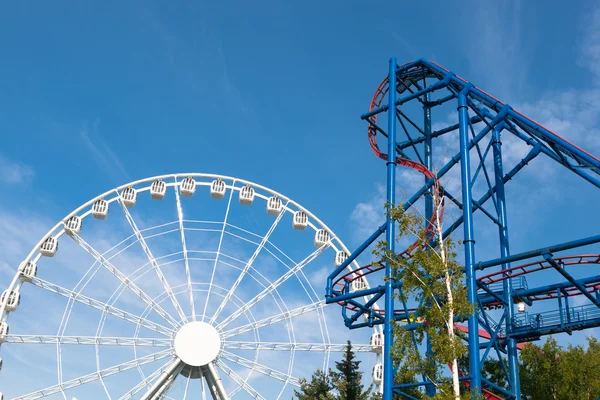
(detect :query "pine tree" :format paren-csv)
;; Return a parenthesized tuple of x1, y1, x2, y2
(294, 368, 335, 400)
(331, 341, 374, 400)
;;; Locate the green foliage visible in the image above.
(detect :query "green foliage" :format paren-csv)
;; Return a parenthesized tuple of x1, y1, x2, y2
(480, 336, 600, 400)
(331, 341, 374, 400)
(372, 203, 474, 399)
(294, 368, 335, 400)
(294, 341, 379, 400)
(519, 336, 600, 400)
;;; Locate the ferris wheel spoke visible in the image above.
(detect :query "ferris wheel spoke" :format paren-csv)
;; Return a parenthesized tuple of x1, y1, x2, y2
(30, 277, 173, 336)
(117, 198, 189, 323)
(182, 373, 191, 399)
(4, 334, 172, 347)
(210, 202, 288, 325)
(12, 349, 173, 400)
(222, 300, 328, 339)
(216, 359, 265, 400)
(174, 181, 196, 321)
(217, 246, 327, 330)
(222, 341, 372, 352)
(69, 233, 181, 328)
(220, 351, 300, 387)
(118, 359, 172, 399)
(202, 185, 235, 321)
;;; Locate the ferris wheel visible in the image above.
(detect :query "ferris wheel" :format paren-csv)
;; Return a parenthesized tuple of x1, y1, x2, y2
(0, 173, 383, 399)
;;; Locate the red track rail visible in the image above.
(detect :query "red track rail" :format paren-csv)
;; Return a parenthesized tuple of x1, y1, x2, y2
(333, 75, 444, 306)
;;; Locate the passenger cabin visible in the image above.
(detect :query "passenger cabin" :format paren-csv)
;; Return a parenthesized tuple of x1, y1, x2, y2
(0, 322, 8, 344)
(121, 187, 137, 208)
(151, 180, 167, 200)
(239, 185, 255, 205)
(292, 211, 308, 230)
(92, 199, 109, 220)
(1, 290, 20, 312)
(335, 251, 348, 267)
(314, 229, 330, 248)
(180, 177, 196, 197)
(351, 277, 367, 292)
(267, 196, 282, 216)
(18, 261, 37, 282)
(370, 332, 383, 352)
(210, 179, 226, 199)
(372, 363, 383, 385)
(64, 216, 82, 236)
(40, 236, 58, 257)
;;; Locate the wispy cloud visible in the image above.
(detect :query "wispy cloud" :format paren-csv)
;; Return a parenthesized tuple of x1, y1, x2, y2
(0, 153, 34, 185)
(80, 120, 131, 185)
(578, 5, 600, 82)
(464, 0, 531, 101)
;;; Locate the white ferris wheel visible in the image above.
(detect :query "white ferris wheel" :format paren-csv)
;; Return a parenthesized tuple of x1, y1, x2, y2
(0, 173, 384, 399)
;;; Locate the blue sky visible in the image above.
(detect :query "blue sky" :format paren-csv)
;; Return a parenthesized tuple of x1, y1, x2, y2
(1, 0, 600, 397)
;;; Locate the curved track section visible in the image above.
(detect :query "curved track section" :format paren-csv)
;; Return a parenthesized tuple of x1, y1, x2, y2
(326, 58, 600, 399)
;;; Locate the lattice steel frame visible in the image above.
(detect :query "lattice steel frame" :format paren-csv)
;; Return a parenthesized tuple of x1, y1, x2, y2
(326, 58, 600, 400)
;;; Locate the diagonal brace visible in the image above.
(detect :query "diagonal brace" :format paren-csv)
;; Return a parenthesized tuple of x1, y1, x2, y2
(544, 253, 600, 307)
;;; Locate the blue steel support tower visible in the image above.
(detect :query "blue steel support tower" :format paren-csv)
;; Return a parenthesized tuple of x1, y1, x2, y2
(326, 58, 600, 399)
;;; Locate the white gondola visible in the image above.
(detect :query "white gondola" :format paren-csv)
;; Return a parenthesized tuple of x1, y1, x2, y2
(1, 290, 20, 312)
(18, 261, 37, 282)
(314, 229, 330, 248)
(292, 211, 308, 230)
(370, 332, 383, 353)
(351, 276, 367, 292)
(64, 216, 82, 236)
(151, 180, 167, 200)
(121, 187, 137, 207)
(0, 322, 8, 344)
(92, 199, 109, 220)
(180, 177, 196, 197)
(372, 363, 383, 385)
(40, 236, 58, 257)
(334, 251, 349, 267)
(210, 179, 226, 199)
(239, 185, 255, 205)
(267, 196, 282, 216)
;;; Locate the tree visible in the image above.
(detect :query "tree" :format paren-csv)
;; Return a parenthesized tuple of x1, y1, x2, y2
(294, 341, 379, 400)
(294, 368, 335, 400)
(374, 190, 475, 399)
(480, 336, 600, 399)
(331, 341, 374, 400)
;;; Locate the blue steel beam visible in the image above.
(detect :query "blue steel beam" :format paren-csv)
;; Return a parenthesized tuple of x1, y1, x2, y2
(492, 127, 520, 398)
(383, 57, 398, 400)
(477, 233, 600, 270)
(330, 57, 600, 400)
(514, 274, 600, 299)
(458, 88, 482, 394)
(543, 254, 600, 307)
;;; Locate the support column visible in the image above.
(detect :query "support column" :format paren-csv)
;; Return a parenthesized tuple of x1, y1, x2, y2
(202, 362, 229, 400)
(383, 56, 398, 400)
(457, 89, 482, 394)
(424, 93, 436, 398)
(141, 357, 183, 400)
(492, 127, 520, 399)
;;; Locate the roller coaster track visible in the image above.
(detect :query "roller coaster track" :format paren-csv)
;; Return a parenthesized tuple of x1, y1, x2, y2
(326, 58, 600, 399)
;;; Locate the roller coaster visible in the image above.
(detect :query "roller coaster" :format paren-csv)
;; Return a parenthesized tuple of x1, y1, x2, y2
(325, 58, 600, 399)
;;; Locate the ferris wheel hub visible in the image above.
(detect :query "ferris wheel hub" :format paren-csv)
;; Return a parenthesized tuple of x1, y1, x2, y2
(174, 321, 221, 367)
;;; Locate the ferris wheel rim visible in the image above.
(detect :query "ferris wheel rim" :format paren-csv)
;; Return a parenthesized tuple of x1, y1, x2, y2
(0, 171, 383, 398)
(1, 172, 369, 320)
